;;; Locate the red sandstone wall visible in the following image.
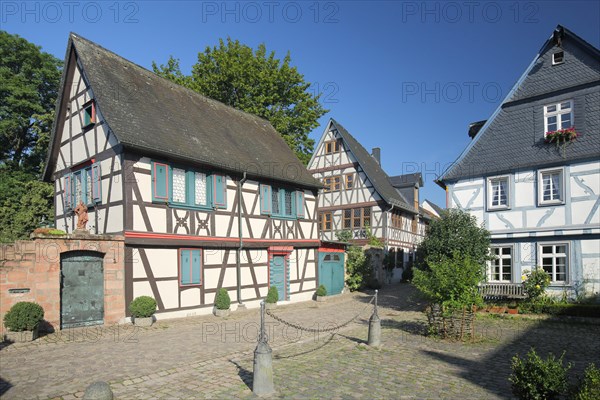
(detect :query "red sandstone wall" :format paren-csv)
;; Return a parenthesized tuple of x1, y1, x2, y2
(0, 234, 125, 333)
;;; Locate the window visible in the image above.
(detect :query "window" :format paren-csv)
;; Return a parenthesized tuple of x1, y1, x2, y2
(538, 168, 564, 205)
(179, 249, 202, 286)
(83, 101, 96, 128)
(342, 207, 371, 229)
(490, 247, 512, 282)
(487, 175, 510, 210)
(64, 162, 102, 210)
(544, 101, 573, 134)
(324, 139, 341, 154)
(345, 173, 354, 189)
(151, 161, 226, 209)
(260, 185, 304, 219)
(552, 51, 564, 65)
(323, 175, 341, 192)
(540, 243, 568, 282)
(319, 212, 332, 231)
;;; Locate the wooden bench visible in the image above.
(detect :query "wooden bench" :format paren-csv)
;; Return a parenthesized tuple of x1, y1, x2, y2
(478, 283, 526, 300)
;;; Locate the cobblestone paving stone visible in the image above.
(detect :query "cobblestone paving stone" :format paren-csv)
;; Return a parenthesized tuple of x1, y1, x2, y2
(0, 285, 598, 399)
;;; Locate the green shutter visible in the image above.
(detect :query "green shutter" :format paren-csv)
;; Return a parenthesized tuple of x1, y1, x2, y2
(296, 191, 305, 218)
(213, 174, 227, 208)
(260, 184, 272, 214)
(191, 250, 201, 284)
(180, 250, 191, 285)
(152, 162, 169, 202)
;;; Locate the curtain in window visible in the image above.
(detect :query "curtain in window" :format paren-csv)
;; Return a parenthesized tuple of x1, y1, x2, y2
(194, 172, 207, 205)
(551, 173, 560, 200)
(172, 168, 186, 203)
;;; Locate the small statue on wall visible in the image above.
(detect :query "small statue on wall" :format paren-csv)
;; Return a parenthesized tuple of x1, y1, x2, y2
(74, 201, 88, 231)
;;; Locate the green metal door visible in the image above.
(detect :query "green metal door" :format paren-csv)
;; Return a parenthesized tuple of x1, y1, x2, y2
(270, 255, 287, 301)
(319, 252, 345, 295)
(61, 251, 104, 328)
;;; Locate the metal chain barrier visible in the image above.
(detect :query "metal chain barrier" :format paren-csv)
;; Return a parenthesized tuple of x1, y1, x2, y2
(265, 294, 376, 333)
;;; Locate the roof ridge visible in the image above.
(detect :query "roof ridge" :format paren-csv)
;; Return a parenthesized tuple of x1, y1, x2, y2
(69, 32, 274, 128)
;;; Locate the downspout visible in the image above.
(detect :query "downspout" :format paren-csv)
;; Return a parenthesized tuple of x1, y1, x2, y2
(236, 172, 248, 306)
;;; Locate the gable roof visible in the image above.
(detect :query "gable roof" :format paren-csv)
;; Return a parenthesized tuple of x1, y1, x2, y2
(438, 25, 600, 184)
(422, 199, 444, 216)
(389, 173, 423, 188)
(43, 33, 321, 189)
(329, 119, 416, 213)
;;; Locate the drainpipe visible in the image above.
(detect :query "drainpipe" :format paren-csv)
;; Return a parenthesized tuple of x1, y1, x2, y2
(236, 172, 247, 306)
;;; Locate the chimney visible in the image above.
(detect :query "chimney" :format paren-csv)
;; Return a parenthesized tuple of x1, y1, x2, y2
(371, 147, 381, 164)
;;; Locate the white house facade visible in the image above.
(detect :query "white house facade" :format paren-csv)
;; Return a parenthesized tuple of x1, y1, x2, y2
(438, 26, 600, 297)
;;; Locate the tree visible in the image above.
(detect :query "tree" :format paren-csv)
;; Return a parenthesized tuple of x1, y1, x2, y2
(153, 38, 328, 165)
(0, 31, 62, 174)
(0, 165, 54, 242)
(415, 208, 493, 270)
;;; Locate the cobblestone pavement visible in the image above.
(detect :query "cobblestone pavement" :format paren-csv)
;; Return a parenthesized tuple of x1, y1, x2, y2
(1, 285, 599, 399)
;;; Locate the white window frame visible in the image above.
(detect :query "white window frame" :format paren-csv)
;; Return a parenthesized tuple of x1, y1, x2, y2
(538, 242, 569, 283)
(537, 167, 565, 206)
(489, 246, 513, 282)
(543, 100, 573, 135)
(551, 51, 564, 65)
(487, 175, 510, 211)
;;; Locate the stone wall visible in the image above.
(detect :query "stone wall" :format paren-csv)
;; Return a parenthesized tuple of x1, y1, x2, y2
(0, 233, 125, 333)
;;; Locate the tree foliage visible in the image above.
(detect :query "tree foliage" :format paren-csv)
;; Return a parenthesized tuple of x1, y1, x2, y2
(0, 165, 54, 243)
(153, 38, 328, 164)
(412, 254, 484, 309)
(416, 208, 492, 270)
(0, 31, 62, 173)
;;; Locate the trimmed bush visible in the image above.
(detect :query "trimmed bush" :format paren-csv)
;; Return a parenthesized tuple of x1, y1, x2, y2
(266, 286, 279, 304)
(572, 363, 600, 400)
(316, 284, 327, 297)
(3, 301, 44, 331)
(509, 348, 571, 400)
(129, 296, 157, 318)
(215, 288, 231, 310)
(519, 302, 600, 318)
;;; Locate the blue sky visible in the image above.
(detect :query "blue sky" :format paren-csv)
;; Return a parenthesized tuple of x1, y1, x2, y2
(3, 1, 599, 206)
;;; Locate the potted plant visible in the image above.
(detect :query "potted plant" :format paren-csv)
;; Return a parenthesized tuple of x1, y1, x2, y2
(129, 296, 157, 327)
(508, 302, 519, 315)
(265, 286, 279, 310)
(545, 127, 579, 158)
(315, 284, 327, 302)
(3, 301, 44, 342)
(213, 288, 231, 317)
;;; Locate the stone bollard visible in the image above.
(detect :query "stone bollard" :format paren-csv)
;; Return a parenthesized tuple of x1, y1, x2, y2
(253, 301, 275, 396)
(368, 289, 381, 347)
(83, 381, 113, 400)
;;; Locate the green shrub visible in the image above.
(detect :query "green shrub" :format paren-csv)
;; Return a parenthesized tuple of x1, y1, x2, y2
(523, 267, 551, 300)
(412, 254, 484, 312)
(215, 288, 231, 310)
(519, 300, 600, 318)
(316, 284, 327, 297)
(266, 286, 279, 303)
(345, 245, 370, 291)
(129, 296, 157, 318)
(572, 363, 600, 400)
(509, 348, 571, 400)
(3, 301, 44, 331)
(401, 260, 414, 282)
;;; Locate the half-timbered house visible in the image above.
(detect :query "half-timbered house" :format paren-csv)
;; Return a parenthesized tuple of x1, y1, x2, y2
(307, 119, 431, 278)
(437, 26, 600, 297)
(43, 33, 324, 320)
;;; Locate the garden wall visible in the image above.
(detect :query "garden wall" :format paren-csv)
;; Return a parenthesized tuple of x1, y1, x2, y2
(0, 233, 125, 333)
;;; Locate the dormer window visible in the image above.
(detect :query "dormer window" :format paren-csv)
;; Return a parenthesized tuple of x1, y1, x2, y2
(83, 101, 96, 128)
(552, 51, 564, 65)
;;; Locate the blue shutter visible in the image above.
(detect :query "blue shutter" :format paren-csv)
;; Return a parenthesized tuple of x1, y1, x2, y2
(180, 250, 191, 285)
(191, 250, 201, 284)
(91, 163, 102, 203)
(213, 174, 227, 208)
(152, 162, 169, 202)
(260, 184, 272, 214)
(296, 191, 304, 218)
(64, 174, 73, 211)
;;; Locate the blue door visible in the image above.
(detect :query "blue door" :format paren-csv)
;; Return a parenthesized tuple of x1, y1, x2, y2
(319, 252, 345, 295)
(270, 255, 287, 301)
